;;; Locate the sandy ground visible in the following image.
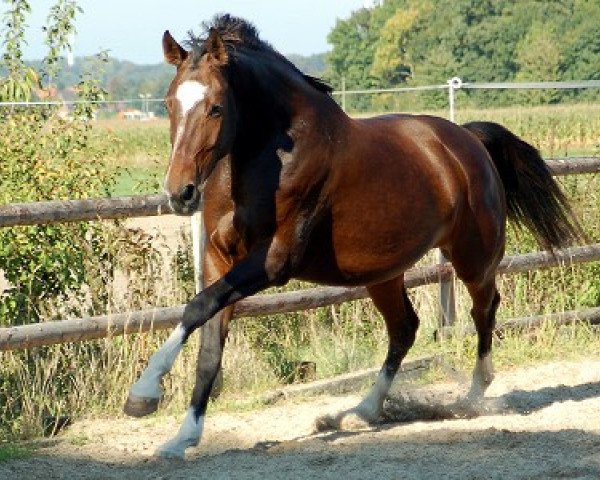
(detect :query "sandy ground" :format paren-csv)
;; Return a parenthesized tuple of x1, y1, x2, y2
(2, 360, 600, 480)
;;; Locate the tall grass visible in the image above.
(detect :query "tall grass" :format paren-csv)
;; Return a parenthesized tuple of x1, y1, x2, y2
(90, 119, 170, 195)
(1, 106, 599, 443)
(360, 100, 600, 157)
(455, 103, 600, 157)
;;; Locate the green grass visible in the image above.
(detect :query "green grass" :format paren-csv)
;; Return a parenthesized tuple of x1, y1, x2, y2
(0, 443, 32, 462)
(112, 165, 163, 196)
(91, 119, 169, 196)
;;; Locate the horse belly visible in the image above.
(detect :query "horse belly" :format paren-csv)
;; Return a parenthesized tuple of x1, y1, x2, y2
(294, 201, 447, 286)
(327, 164, 457, 283)
(332, 224, 439, 284)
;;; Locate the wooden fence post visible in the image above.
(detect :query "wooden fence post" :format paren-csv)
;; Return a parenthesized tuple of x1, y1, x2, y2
(190, 208, 206, 294)
(437, 77, 463, 334)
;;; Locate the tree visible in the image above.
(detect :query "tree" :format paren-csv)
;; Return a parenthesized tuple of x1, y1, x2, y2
(325, 0, 599, 110)
(42, 0, 81, 88)
(326, 7, 377, 91)
(0, 0, 39, 101)
(515, 21, 561, 104)
(370, 6, 422, 85)
(560, 0, 600, 82)
(0, 0, 116, 326)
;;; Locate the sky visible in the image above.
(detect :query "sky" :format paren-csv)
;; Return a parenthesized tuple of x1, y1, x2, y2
(17, 0, 368, 64)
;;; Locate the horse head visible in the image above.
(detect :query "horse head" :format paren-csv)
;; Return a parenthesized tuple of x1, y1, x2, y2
(162, 28, 236, 214)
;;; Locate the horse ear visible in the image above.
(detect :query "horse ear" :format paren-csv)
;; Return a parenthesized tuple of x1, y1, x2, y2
(162, 30, 188, 67)
(206, 27, 228, 65)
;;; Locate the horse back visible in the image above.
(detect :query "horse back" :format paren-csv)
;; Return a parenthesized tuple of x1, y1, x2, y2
(311, 113, 505, 283)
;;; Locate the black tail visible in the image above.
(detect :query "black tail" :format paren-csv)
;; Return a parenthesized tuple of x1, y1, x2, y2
(463, 121, 584, 250)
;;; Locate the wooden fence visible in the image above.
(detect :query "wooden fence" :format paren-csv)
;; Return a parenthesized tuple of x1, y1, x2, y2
(1, 157, 599, 351)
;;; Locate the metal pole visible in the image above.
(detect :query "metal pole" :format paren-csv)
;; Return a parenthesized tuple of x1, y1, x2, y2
(447, 76, 462, 122)
(341, 76, 346, 112)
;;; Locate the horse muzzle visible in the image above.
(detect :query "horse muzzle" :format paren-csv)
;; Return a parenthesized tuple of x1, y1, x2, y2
(167, 182, 203, 215)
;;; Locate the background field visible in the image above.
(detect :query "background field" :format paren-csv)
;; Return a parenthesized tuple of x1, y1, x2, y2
(93, 102, 600, 196)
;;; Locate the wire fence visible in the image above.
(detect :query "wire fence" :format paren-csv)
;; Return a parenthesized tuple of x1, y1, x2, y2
(2, 79, 600, 120)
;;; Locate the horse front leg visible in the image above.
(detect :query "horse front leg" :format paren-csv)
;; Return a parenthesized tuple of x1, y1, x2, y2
(123, 322, 187, 418)
(156, 306, 232, 458)
(124, 243, 288, 457)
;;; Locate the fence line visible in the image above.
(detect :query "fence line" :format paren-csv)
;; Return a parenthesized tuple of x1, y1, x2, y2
(460, 80, 600, 90)
(2, 79, 599, 109)
(1, 243, 599, 351)
(1, 79, 599, 351)
(441, 307, 600, 338)
(1, 158, 598, 228)
(0, 157, 598, 351)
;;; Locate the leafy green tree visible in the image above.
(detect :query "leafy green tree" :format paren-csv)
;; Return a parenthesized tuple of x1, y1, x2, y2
(326, 0, 600, 110)
(515, 21, 561, 104)
(370, 5, 424, 84)
(560, 0, 600, 81)
(326, 7, 377, 91)
(0, 0, 39, 101)
(0, 1, 117, 326)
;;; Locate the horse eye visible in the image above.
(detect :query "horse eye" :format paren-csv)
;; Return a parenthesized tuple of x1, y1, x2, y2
(209, 104, 222, 117)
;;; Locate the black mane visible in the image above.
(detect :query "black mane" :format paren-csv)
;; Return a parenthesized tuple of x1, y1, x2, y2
(186, 14, 332, 95)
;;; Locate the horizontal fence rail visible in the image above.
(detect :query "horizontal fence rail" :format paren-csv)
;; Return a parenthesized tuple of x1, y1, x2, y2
(1, 243, 599, 351)
(1, 157, 598, 228)
(545, 157, 600, 176)
(0, 194, 170, 228)
(441, 307, 600, 338)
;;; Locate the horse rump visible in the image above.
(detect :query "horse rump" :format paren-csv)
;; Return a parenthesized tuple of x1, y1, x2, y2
(463, 121, 585, 250)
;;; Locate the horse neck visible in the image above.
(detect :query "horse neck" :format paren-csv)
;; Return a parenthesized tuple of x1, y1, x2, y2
(227, 54, 348, 207)
(231, 51, 345, 140)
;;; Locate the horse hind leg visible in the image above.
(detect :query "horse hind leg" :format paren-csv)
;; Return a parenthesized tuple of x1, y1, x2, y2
(315, 277, 419, 431)
(463, 275, 501, 403)
(445, 196, 504, 405)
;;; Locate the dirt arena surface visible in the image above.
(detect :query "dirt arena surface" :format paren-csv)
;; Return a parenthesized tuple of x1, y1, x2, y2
(2, 360, 600, 479)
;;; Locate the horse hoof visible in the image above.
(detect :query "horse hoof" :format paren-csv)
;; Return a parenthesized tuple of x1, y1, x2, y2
(123, 394, 159, 417)
(154, 447, 185, 460)
(339, 412, 372, 431)
(313, 414, 340, 432)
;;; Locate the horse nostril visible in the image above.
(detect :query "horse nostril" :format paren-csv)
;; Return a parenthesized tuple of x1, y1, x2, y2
(180, 184, 196, 204)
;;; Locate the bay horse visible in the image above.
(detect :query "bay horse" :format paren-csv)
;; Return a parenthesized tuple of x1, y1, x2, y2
(124, 15, 582, 458)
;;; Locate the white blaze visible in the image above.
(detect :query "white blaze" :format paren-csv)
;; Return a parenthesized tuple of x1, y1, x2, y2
(176, 80, 207, 115)
(164, 80, 208, 193)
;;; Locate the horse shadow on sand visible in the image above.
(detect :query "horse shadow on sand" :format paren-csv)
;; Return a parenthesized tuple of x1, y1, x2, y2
(293, 378, 600, 445)
(385, 379, 600, 420)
